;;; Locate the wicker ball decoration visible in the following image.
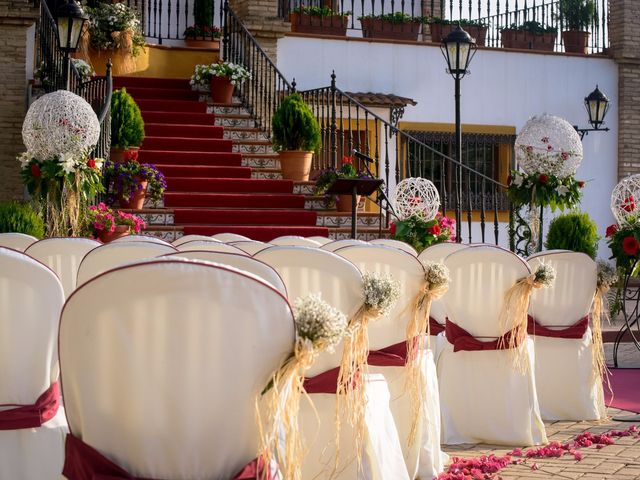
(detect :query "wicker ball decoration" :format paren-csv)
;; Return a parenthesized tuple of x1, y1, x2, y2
(611, 174, 640, 225)
(394, 177, 441, 221)
(22, 90, 100, 161)
(515, 114, 583, 178)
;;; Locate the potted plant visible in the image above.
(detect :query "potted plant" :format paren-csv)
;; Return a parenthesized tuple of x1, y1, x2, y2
(545, 211, 599, 258)
(86, 202, 147, 243)
(103, 160, 167, 210)
(389, 212, 456, 252)
(190, 62, 251, 104)
(272, 93, 321, 181)
(110, 88, 145, 163)
(359, 12, 423, 42)
(314, 156, 373, 212)
(501, 21, 557, 51)
(289, 6, 350, 37)
(183, 0, 220, 48)
(555, 0, 595, 54)
(427, 18, 488, 46)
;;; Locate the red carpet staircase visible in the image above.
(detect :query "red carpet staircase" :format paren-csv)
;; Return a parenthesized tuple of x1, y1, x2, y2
(113, 76, 330, 241)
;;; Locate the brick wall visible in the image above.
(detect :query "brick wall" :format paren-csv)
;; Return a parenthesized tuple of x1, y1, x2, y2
(228, 0, 289, 61)
(0, 0, 39, 201)
(609, 0, 640, 179)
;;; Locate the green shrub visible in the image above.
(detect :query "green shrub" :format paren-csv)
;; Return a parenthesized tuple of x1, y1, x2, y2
(545, 211, 599, 259)
(194, 0, 215, 29)
(555, 0, 596, 31)
(272, 94, 321, 152)
(0, 201, 45, 238)
(111, 88, 145, 149)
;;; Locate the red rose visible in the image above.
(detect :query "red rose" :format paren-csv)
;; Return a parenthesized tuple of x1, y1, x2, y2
(538, 174, 549, 184)
(622, 236, 640, 256)
(389, 222, 397, 235)
(578, 181, 585, 188)
(622, 196, 636, 212)
(605, 224, 618, 238)
(31, 164, 41, 177)
(87, 158, 96, 168)
(428, 224, 441, 236)
(124, 150, 139, 162)
(342, 155, 353, 165)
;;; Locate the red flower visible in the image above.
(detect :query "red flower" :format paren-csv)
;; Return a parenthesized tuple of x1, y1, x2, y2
(538, 174, 549, 184)
(342, 155, 353, 165)
(31, 164, 41, 177)
(622, 236, 640, 256)
(428, 224, 441, 236)
(389, 222, 397, 235)
(622, 195, 636, 212)
(578, 180, 585, 188)
(541, 136, 549, 143)
(87, 158, 96, 168)
(124, 150, 139, 162)
(605, 224, 618, 238)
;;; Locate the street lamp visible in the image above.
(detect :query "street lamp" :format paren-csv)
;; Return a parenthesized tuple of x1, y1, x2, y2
(574, 85, 610, 139)
(441, 24, 477, 242)
(56, 0, 88, 90)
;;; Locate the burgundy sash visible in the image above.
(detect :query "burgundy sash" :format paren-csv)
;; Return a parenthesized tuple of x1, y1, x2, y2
(0, 382, 59, 430)
(527, 315, 589, 339)
(63, 434, 276, 480)
(303, 367, 342, 394)
(429, 317, 445, 335)
(445, 320, 520, 352)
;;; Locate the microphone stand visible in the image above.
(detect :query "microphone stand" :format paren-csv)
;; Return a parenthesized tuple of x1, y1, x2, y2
(352, 149, 399, 221)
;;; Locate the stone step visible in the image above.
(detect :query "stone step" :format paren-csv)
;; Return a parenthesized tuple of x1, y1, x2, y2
(293, 182, 315, 195)
(211, 104, 251, 116)
(143, 225, 183, 242)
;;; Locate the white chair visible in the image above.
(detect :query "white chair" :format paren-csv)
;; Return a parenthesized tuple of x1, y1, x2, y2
(335, 244, 446, 479)
(177, 240, 247, 255)
(76, 241, 177, 286)
(161, 251, 288, 296)
(0, 247, 67, 479)
(438, 245, 547, 446)
(308, 236, 332, 245)
(0, 232, 38, 251)
(369, 238, 418, 256)
(321, 238, 370, 252)
(211, 233, 252, 242)
(254, 246, 409, 480)
(25, 237, 101, 298)
(270, 235, 322, 247)
(111, 234, 173, 246)
(171, 234, 220, 247)
(527, 251, 603, 421)
(59, 259, 294, 479)
(418, 243, 468, 338)
(230, 240, 272, 255)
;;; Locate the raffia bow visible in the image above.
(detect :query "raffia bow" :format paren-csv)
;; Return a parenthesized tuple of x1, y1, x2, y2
(591, 276, 615, 419)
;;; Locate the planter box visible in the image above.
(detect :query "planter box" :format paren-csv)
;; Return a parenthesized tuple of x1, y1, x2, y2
(562, 30, 590, 54)
(360, 18, 421, 42)
(184, 39, 220, 49)
(501, 29, 556, 51)
(429, 23, 487, 46)
(289, 12, 348, 37)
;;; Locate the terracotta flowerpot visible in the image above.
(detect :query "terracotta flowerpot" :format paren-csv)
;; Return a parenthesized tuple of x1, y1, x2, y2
(289, 12, 349, 36)
(110, 147, 140, 163)
(184, 38, 220, 49)
(360, 18, 421, 41)
(501, 29, 556, 51)
(98, 225, 130, 243)
(210, 76, 234, 104)
(119, 179, 148, 210)
(562, 30, 590, 54)
(429, 23, 487, 46)
(336, 194, 361, 212)
(279, 150, 313, 181)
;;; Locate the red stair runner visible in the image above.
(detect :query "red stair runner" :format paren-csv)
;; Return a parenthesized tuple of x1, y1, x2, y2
(115, 76, 329, 240)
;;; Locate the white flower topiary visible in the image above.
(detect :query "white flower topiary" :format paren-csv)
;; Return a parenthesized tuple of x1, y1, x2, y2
(611, 174, 640, 225)
(515, 114, 583, 178)
(394, 177, 440, 221)
(22, 90, 100, 161)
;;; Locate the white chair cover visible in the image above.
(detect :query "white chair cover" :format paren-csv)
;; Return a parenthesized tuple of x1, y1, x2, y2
(417, 243, 468, 327)
(527, 251, 603, 420)
(308, 236, 332, 245)
(270, 236, 322, 247)
(254, 246, 409, 480)
(0, 247, 67, 479)
(211, 233, 252, 242)
(111, 235, 172, 246)
(0, 232, 38, 251)
(230, 240, 272, 255)
(76, 241, 177, 287)
(369, 239, 418, 256)
(437, 245, 547, 446)
(321, 239, 370, 252)
(176, 240, 247, 254)
(161, 251, 288, 296)
(171, 234, 220, 246)
(59, 259, 294, 479)
(25, 237, 101, 298)
(335, 245, 446, 479)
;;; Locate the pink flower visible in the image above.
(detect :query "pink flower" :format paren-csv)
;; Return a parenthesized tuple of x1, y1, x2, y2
(561, 152, 569, 160)
(574, 451, 584, 461)
(541, 136, 549, 143)
(531, 463, 539, 470)
(509, 448, 522, 457)
(526, 145, 533, 152)
(547, 144, 554, 151)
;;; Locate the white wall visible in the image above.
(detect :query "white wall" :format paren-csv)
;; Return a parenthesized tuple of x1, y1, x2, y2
(277, 36, 619, 258)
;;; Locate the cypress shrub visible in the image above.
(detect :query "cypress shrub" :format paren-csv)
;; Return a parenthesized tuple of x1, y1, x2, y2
(111, 88, 145, 149)
(272, 93, 321, 152)
(545, 211, 599, 259)
(0, 201, 45, 238)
